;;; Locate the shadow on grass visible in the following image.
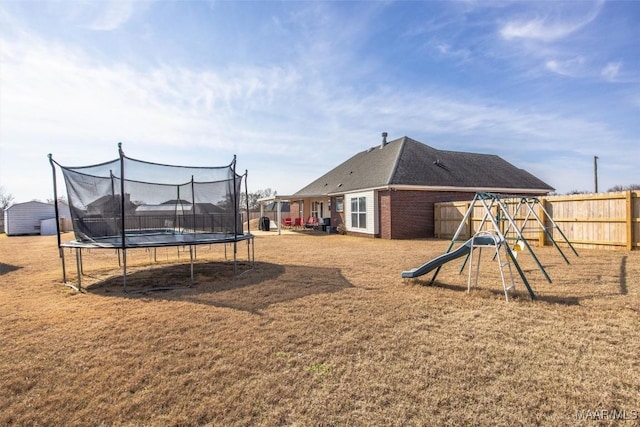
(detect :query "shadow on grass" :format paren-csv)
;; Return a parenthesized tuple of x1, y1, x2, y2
(85, 261, 353, 313)
(0, 263, 22, 275)
(409, 278, 581, 305)
(290, 230, 337, 237)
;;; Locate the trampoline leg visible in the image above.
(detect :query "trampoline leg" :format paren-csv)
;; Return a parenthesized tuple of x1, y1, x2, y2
(122, 249, 128, 292)
(189, 246, 194, 287)
(75, 248, 82, 292)
(233, 241, 237, 274)
(60, 247, 67, 283)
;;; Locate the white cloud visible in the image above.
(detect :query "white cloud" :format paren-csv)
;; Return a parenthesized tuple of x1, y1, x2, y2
(0, 36, 304, 152)
(0, 36, 308, 199)
(501, 18, 573, 42)
(601, 61, 621, 82)
(500, 1, 603, 42)
(45, 0, 137, 31)
(88, 0, 135, 31)
(544, 56, 585, 77)
(1, 15, 636, 200)
(434, 42, 471, 62)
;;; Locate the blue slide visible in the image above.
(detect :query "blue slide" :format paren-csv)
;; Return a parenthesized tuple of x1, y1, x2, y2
(401, 236, 497, 279)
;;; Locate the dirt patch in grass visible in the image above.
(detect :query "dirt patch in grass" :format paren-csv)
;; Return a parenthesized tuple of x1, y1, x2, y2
(1, 232, 639, 425)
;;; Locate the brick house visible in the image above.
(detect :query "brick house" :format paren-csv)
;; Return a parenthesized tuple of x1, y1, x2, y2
(284, 134, 553, 239)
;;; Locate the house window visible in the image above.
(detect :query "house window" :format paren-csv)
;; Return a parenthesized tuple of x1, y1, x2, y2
(350, 196, 366, 229)
(336, 197, 344, 212)
(311, 201, 322, 218)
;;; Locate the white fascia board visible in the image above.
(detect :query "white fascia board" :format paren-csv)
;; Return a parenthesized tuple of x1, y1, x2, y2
(286, 194, 329, 199)
(257, 195, 295, 203)
(387, 185, 552, 194)
(327, 186, 389, 196)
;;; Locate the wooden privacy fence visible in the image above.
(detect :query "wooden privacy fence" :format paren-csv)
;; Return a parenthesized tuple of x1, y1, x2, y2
(434, 191, 640, 251)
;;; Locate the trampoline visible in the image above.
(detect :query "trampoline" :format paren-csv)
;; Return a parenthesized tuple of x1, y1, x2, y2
(49, 143, 254, 292)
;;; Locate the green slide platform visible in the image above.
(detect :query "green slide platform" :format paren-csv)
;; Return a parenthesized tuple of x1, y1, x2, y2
(401, 236, 497, 279)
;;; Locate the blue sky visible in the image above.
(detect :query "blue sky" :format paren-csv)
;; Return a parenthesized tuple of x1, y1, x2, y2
(1, 0, 638, 202)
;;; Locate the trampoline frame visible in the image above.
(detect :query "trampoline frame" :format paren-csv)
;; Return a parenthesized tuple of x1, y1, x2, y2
(49, 144, 255, 292)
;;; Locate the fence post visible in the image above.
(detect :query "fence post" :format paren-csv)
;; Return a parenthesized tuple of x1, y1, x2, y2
(538, 197, 547, 247)
(626, 190, 633, 251)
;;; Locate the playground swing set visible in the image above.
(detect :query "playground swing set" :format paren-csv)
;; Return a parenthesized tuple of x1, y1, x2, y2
(401, 192, 579, 300)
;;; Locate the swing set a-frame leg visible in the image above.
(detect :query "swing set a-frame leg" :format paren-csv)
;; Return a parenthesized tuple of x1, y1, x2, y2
(506, 247, 536, 300)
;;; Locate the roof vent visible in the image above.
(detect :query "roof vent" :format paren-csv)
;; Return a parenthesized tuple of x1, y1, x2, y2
(434, 159, 450, 171)
(380, 132, 388, 148)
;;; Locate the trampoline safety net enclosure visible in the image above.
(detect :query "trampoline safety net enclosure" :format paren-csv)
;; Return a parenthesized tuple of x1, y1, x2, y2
(48, 143, 254, 291)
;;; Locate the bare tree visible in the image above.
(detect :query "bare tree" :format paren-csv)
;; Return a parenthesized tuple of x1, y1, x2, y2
(46, 196, 68, 205)
(241, 188, 276, 211)
(608, 184, 640, 192)
(0, 186, 14, 210)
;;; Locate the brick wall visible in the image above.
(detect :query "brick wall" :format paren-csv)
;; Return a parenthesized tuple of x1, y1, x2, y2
(290, 201, 301, 221)
(378, 191, 392, 239)
(384, 190, 477, 239)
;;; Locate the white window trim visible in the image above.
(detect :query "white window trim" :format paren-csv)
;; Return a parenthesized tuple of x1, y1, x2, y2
(345, 191, 376, 234)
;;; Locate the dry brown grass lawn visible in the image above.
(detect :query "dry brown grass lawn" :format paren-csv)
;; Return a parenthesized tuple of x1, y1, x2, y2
(1, 231, 639, 425)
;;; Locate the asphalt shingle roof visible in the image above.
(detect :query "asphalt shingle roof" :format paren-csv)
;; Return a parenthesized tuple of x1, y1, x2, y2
(293, 136, 553, 196)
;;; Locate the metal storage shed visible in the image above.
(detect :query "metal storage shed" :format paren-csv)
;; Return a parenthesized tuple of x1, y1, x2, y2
(4, 201, 56, 236)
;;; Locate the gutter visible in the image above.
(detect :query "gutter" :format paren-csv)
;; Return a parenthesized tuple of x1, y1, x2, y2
(326, 185, 553, 197)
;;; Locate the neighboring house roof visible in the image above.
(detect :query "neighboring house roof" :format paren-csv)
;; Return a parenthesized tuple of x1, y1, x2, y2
(194, 203, 226, 214)
(86, 195, 137, 213)
(293, 136, 554, 196)
(6, 200, 53, 210)
(135, 202, 226, 214)
(263, 201, 290, 212)
(136, 204, 194, 214)
(161, 199, 192, 205)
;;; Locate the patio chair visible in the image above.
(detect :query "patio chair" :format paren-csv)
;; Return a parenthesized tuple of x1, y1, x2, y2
(304, 216, 319, 230)
(293, 217, 303, 230)
(283, 217, 292, 228)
